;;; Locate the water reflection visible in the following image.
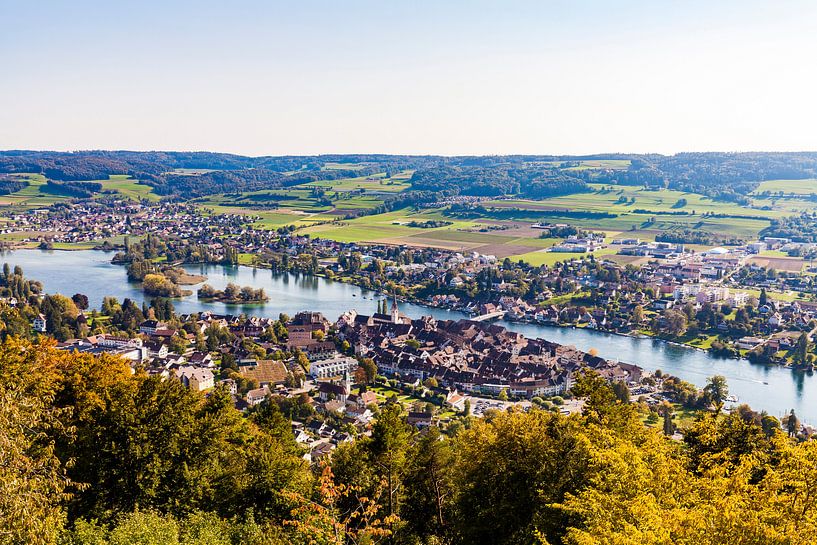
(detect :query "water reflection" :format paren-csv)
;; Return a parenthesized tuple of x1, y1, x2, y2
(2, 249, 815, 423)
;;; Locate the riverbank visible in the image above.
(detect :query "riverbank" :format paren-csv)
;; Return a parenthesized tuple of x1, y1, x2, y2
(1, 247, 814, 422)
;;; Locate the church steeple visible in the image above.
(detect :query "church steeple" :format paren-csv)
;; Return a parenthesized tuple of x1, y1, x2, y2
(391, 293, 399, 324)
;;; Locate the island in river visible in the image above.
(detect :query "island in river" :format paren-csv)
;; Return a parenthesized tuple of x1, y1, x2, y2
(1, 248, 815, 424)
(197, 282, 269, 304)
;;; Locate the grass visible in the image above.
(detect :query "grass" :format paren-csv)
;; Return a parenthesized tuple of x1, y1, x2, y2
(752, 179, 817, 195)
(303, 173, 411, 194)
(97, 175, 160, 201)
(0, 174, 73, 209)
(512, 248, 618, 267)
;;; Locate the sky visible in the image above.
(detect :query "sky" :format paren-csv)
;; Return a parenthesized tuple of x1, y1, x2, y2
(1, 0, 816, 156)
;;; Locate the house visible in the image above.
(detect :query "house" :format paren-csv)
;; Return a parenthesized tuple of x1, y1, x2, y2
(139, 319, 165, 335)
(32, 313, 47, 333)
(318, 381, 349, 404)
(768, 313, 785, 329)
(445, 389, 467, 411)
(347, 390, 378, 409)
(406, 411, 434, 429)
(321, 399, 346, 414)
(175, 366, 214, 391)
(736, 337, 764, 350)
(219, 378, 238, 395)
(246, 386, 271, 406)
(310, 442, 335, 463)
(144, 340, 169, 359)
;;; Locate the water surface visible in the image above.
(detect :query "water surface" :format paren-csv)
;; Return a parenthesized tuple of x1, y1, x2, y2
(6, 249, 814, 423)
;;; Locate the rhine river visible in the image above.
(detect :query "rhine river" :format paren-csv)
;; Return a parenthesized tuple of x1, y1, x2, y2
(5, 249, 815, 423)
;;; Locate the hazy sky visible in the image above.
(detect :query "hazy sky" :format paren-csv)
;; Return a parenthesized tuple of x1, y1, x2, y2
(2, 0, 816, 156)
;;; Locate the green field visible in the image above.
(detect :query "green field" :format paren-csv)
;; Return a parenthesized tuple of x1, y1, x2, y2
(97, 175, 160, 201)
(526, 159, 631, 170)
(303, 173, 411, 194)
(0, 173, 160, 208)
(3, 165, 809, 265)
(0, 174, 74, 208)
(194, 172, 415, 226)
(752, 179, 817, 195)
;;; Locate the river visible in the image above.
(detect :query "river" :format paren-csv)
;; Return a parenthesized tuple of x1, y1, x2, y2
(4, 249, 814, 423)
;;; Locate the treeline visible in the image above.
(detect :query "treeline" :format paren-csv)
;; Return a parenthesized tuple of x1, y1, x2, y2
(45, 180, 103, 198)
(655, 228, 745, 245)
(762, 213, 817, 243)
(0, 175, 28, 194)
(409, 165, 591, 198)
(6, 150, 817, 200)
(6, 347, 817, 545)
(446, 203, 617, 220)
(197, 282, 268, 303)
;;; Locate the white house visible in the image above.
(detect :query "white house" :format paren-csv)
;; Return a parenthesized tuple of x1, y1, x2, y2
(33, 313, 47, 333)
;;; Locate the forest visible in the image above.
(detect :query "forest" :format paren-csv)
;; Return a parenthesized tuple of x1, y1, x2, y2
(4, 338, 817, 545)
(3, 150, 817, 200)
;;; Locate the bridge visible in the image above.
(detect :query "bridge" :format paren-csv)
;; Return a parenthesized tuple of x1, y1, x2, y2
(470, 310, 507, 322)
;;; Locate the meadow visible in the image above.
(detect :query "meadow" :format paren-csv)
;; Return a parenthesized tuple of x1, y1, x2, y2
(2, 165, 810, 270)
(0, 174, 72, 208)
(751, 179, 817, 195)
(97, 175, 161, 201)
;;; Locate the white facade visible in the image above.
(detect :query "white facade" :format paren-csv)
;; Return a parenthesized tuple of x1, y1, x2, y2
(309, 356, 359, 379)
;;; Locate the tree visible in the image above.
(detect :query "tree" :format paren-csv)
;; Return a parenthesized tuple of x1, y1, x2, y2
(794, 332, 811, 364)
(632, 304, 645, 324)
(72, 293, 90, 310)
(785, 409, 800, 437)
(368, 404, 413, 538)
(107, 511, 180, 545)
(662, 408, 674, 436)
(611, 381, 630, 403)
(360, 358, 377, 384)
(401, 427, 455, 540)
(295, 349, 310, 373)
(704, 375, 729, 413)
(0, 338, 70, 545)
(663, 309, 688, 337)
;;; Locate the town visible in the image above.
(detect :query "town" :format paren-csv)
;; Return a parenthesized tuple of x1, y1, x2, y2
(5, 196, 817, 369)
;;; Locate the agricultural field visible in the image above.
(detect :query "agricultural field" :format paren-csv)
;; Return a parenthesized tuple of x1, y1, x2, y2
(0, 173, 160, 209)
(0, 174, 74, 208)
(302, 173, 411, 194)
(525, 159, 631, 170)
(478, 185, 797, 241)
(511, 247, 619, 267)
(489, 185, 786, 218)
(194, 172, 413, 225)
(751, 179, 817, 195)
(97, 175, 160, 201)
(321, 162, 370, 171)
(564, 159, 632, 170)
(300, 209, 563, 257)
(747, 255, 807, 273)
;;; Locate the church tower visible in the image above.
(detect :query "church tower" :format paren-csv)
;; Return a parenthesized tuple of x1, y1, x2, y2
(391, 294, 399, 324)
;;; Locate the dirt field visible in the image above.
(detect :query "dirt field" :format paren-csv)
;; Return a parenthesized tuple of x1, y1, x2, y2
(748, 256, 806, 272)
(605, 254, 652, 267)
(472, 243, 537, 258)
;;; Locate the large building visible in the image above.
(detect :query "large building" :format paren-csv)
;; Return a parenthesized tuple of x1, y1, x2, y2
(309, 356, 359, 379)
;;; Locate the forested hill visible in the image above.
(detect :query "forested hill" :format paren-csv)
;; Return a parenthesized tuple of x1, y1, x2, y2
(5, 338, 817, 545)
(3, 150, 817, 200)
